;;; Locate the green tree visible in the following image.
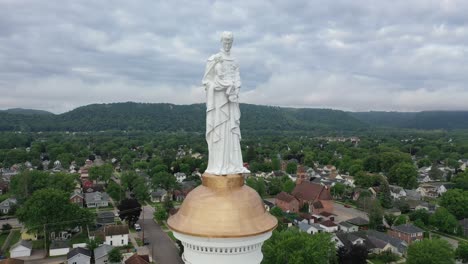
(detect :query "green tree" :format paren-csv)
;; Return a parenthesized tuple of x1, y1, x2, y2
(154, 209, 168, 223)
(388, 162, 418, 189)
(89, 164, 113, 183)
(407, 239, 454, 264)
(262, 229, 336, 264)
(152, 171, 178, 190)
(282, 179, 296, 194)
(393, 215, 408, 226)
(286, 162, 298, 174)
(456, 241, 468, 263)
(454, 171, 468, 190)
(428, 162, 443, 180)
(118, 198, 142, 227)
(16, 189, 93, 242)
(331, 183, 346, 199)
(106, 181, 125, 202)
(430, 207, 460, 234)
(378, 180, 393, 209)
(108, 248, 123, 263)
(409, 209, 430, 227)
(439, 189, 468, 219)
(368, 200, 383, 230)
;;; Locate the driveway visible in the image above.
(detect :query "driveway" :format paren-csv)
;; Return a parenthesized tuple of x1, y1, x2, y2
(137, 205, 183, 264)
(0, 218, 21, 228)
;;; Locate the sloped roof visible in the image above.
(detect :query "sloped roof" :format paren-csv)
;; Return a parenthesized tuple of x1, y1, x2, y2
(67, 247, 91, 259)
(292, 181, 332, 201)
(346, 217, 369, 226)
(94, 244, 114, 260)
(392, 224, 424, 234)
(11, 240, 32, 250)
(105, 224, 129, 236)
(320, 220, 337, 227)
(125, 254, 150, 264)
(298, 222, 312, 232)
(275, 191, 297, 203)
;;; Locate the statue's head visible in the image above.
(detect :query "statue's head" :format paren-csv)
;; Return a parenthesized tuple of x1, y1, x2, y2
(220, 31, 233, 52)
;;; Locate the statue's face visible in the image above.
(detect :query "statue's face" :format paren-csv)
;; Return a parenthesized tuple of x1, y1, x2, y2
(222, 40, 233, 52)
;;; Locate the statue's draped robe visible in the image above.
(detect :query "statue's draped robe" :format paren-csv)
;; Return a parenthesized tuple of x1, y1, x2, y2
(202, 52, 249, 175)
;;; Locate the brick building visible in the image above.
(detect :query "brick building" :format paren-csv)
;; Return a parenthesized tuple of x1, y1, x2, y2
(292, 180, 333, 214)
(275, 191, 299, 213)
(388, 224, 423, 244)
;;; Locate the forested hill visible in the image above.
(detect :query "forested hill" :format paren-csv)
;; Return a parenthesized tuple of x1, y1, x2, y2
(0, 102, 366, 132)
(1, 108, 54, 116)
(1, 103, 467, 132)
(351, 111, 468, 130)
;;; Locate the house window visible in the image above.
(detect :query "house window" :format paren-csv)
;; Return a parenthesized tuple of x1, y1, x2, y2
(110, 241, 113, 245)
(122, 239, 124, 244)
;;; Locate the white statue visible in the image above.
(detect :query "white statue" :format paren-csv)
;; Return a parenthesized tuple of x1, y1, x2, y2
(203, 31, 250, 175)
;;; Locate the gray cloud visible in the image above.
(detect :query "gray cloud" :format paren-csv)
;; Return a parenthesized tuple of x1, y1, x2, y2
(0, 0, 467, 113)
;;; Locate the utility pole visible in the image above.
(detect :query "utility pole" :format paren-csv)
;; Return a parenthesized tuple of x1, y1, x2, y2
(43, 224, 47, 256)
(142, 206, 145, 246)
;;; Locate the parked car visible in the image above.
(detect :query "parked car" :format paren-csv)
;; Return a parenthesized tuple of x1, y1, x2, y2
(344, 204, 351, 208)
(134, 223, 141, 231)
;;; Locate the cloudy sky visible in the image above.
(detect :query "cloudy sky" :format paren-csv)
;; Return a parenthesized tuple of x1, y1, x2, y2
(1, 0, 467, 113)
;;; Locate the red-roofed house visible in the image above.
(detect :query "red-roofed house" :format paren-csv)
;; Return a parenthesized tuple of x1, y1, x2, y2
(292, 180, 333, 214)
(275, 192, 299, 213)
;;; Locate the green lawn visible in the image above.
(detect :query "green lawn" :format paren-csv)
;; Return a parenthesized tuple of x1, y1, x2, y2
(167, 231, 176, 242)
(70, 232, 88, 244)
(6, 230, 21, 250)
(0, 233, 9, 248)
(32, 240, 45, 250)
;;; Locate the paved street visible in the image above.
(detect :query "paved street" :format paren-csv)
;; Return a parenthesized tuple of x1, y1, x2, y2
(137, 205, 183, 264)
(24, 254, 66, 264)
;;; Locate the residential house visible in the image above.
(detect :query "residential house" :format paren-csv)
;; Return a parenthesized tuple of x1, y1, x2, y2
(97, 211, 115, 226)
(49, 240, 70, 256)
(0, 181, 9, 195)
(292, 180, 333, 214)
(335, 231, 407, 256)
(85, 192, 109, 208)
(94, 245, 114, 264)
(416, 184, 438, 198)
(70, 192, 84, 207)
(67, 247, 91, 264)
(405, 189, 421, 201)
(298, 222, 315, 234)
(304, 223, 325, 234)
(338, 222, 359, 233)
(174, 172, 186, 183)
(0, 198, 17, 214)
(389, 185, 406, 200)
(319, 220, 339, 233)
(263, 200, 275, 212)
(173, 181, 198, 202)
(346, 217, 369, 230)
(150, 188, 169, 203)
(125, 254, 150, 264)
(9, 240, 32, 258)
(275, 192, 299, 213)
(388, 224, 424, 244)
(104, 225, 129, 246)
(459, 219, 468, 237)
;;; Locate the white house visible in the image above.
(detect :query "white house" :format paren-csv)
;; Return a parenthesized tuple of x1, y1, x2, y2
(85, 192, 109, 208)
(174, 172, 187, 183)
(67, 247, 91, 264)
(389, 185, 406, 200)
(338, 221, 359, 233)
(0, 198, 17, 214)
(104, 225, 129, 246)
(10, 240, 32, 258)
(319, 220, 339, 233)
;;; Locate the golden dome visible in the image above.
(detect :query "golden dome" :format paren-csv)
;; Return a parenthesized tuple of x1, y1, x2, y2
(167, 173, 277, 238)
